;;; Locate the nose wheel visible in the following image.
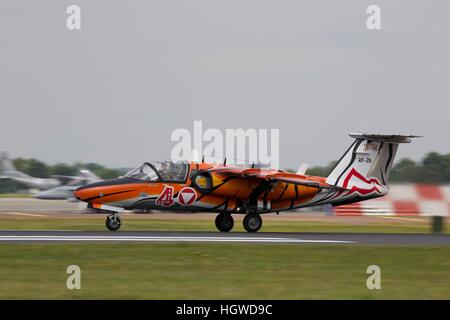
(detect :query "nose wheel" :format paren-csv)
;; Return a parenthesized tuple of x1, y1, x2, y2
(215, 213, 234, 232)
(243, 213, 262, 232)
(106, 213, 122, 231)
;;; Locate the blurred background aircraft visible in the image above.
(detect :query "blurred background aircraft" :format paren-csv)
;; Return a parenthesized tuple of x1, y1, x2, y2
(0, 151, 60, 190)
(33, 170, 101, 200)
(0, 151, 102, 200)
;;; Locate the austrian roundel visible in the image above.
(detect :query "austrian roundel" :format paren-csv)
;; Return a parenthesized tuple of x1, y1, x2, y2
(178, 187, 197, 206)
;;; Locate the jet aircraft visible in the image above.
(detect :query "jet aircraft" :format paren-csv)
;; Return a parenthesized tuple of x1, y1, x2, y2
(75, 134, 419, 232)
(0, 151, 60, 190)
(33, 170, 101, 200)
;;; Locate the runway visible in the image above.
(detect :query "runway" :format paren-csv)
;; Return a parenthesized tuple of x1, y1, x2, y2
(0, 230, 449, 245)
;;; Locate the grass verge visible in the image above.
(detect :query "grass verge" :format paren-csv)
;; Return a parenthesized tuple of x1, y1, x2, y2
(0, 214, 447, 233)
(0, 243, 449, 299)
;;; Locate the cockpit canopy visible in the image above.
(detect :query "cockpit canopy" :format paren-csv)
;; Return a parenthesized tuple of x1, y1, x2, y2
(124, 160, 189, 182)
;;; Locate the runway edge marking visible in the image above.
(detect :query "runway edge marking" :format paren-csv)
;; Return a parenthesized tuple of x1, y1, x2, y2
(0, 235, 356, 244)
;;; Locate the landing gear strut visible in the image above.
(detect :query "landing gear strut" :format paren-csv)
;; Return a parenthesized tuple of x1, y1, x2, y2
(243, 213, 262, 232)
(215, 213, 234, 232)
(106, 213, 122, 231)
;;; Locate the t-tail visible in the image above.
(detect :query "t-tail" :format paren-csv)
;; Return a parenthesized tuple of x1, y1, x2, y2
(0, 151, 17, 177)
(325, 133, 420, 205)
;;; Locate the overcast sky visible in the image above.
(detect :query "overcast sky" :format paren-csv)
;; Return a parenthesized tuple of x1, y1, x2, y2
(0, 1, 449, 169)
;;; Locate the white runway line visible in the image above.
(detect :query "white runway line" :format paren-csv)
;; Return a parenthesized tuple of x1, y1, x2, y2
(0, 212, 47, 217)
(0, 235, 356, 244)
(0, 229, 81, 232)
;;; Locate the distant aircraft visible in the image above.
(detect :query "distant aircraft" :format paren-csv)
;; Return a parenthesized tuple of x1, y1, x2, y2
(75, 134, 420, 232)
(33, 170, 101, 200)
(0, 151, 60, 190)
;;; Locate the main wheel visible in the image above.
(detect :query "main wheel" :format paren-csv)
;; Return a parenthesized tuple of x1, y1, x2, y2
(243, 213, 262, 232)
(106, 214, 122, 231)
(215, 213, 234, 232)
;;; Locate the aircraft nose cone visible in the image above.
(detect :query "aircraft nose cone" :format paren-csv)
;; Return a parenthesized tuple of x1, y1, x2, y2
(74, 178, 136, 202)
(74, 186, 89, 201)
(33, 191, 48, 199)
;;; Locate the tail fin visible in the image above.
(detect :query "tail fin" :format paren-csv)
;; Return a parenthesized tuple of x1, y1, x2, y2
(326, 134, 420, 194)
(0, 151, 16, 176)
(79, 169, 101, 182)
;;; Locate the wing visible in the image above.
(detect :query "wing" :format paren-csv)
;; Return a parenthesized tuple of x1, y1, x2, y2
(51, 175, 82, 185)
(207, 166, 344, 191)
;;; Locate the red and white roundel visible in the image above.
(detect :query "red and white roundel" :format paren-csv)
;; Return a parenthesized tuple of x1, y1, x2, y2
(178, 187, 197, 206)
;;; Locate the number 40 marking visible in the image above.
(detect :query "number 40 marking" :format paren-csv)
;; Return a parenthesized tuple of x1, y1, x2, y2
(155, 186, 175, 207)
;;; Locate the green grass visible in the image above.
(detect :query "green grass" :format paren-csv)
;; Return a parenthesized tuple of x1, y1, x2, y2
(0, 215, 448, 299)
(0, 215, 447, 234)
(0, 244, 449, 299)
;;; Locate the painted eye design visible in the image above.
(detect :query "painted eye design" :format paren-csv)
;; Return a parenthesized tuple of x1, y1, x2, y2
(193, 173, 213, 192)
(195, 176, 208, 188)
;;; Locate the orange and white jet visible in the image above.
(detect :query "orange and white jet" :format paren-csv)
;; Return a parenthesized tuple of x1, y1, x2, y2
(75, 134, 419, 232)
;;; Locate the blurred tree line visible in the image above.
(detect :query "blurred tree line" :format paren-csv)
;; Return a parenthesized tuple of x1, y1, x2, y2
(1, 152, 450, 193)
(389, 152, 450, 183)
(10, 158, 123, 179)
(293, 152, 450, 184)
(0, 158, 124, 193)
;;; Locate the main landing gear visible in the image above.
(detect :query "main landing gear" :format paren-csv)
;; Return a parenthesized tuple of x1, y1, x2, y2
(243, 212, 263, 233)
(106, 213, 122, 231)
(215, 213, 234, 232)
(215, 212, 263, 232)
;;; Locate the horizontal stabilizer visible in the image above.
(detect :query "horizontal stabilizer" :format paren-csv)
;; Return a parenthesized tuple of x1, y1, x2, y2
(348, 133, 422, 144)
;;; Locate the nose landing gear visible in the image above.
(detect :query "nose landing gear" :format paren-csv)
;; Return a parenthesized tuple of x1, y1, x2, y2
(106, 213, 122, 231)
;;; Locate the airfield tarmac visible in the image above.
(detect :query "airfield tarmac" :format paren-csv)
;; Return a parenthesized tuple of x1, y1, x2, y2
(0, 230, 449, 245)
(0, 197, 449, 245)
(0, 197, 82, 212)
(2, 198, 449, 300)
